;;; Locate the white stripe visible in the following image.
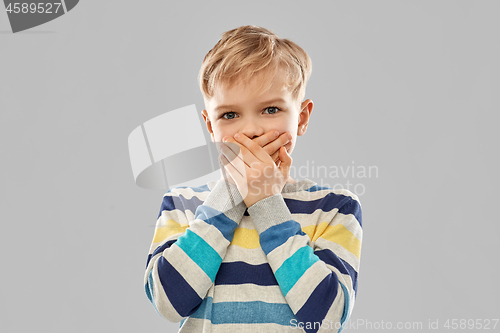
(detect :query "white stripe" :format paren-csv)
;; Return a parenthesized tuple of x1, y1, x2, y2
(291, 209, 339, 228)
(331, 212, 363, 242)
(154, 208, 190, 228)
(213, 284, 287, 304)
(223, 245, 267, 265)
(166, 186, 211, 201)
(282, 187, 360, 205)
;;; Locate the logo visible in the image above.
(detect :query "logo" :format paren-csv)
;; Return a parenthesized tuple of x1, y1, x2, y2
(3, 0, 79, 33)
(128, 105, 227, 190)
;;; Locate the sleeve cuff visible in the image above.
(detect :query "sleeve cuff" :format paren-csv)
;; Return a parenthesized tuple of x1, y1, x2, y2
(247, 194, 293, 234)
(202, 179, 247, 222)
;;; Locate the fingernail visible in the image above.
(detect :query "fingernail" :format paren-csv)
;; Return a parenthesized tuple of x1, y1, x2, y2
(274, 131, 279, 137)
(234, 133, 240, 139)
(287, 133, 292, 140)
(223, 137, 228, 142)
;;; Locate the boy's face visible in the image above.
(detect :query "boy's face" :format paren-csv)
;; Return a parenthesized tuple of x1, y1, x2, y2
(202, 68, 313, 157)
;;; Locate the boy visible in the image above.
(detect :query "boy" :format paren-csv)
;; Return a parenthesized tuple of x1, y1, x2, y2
(144, 25, 363, 333)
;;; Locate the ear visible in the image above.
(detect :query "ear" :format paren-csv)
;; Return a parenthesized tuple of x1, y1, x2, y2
(201, 109, 215, 142)
(297, 99, 313, 136)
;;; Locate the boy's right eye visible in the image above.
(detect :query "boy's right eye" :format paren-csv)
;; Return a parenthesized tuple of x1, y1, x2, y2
(222, 112, 237, 120)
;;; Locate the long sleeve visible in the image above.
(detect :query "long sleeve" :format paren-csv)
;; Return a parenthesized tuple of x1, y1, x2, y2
(144, 180, 247, 322)
(247, 189, 362, 333)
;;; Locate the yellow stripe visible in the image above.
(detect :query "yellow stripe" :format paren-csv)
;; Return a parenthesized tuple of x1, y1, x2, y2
(302, 221, 329, 242)
(303, 222, 361, 259)
(230, 227, 260, 249)
(152, 219, 188, 243)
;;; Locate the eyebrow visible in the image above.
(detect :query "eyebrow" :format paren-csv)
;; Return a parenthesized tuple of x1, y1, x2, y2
(213, 98, 287, 113)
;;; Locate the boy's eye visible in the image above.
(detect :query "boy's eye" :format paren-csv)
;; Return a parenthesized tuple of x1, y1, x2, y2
(222, 112, 237, 120)
(264, 106, 280, 114)
(221, 107, 280, 119)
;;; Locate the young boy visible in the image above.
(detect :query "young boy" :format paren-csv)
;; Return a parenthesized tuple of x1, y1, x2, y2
(144, 25, 363, 333)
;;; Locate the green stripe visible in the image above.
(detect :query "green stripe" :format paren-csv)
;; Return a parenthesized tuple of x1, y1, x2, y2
(275, 245, 319, 296)
(175, 229, 222, 282)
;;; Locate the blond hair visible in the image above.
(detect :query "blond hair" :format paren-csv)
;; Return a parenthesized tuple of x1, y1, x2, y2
(198, 25, 312, 104)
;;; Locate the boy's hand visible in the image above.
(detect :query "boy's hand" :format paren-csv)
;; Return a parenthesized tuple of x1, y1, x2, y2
(217, 130, 290, 185)
(219, 132, 293, 207)
(251, 130, 292, 166)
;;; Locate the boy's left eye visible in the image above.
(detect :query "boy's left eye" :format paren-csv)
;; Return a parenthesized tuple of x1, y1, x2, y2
(264, 106, 280, 114)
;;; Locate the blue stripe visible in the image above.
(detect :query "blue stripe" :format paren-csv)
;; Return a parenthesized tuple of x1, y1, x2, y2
(175, 229, 222, 282)
(145, 270, 155, 305)
(295, 274, 339, 333)
(315, 249, 358, 294)
(284, 193, 362, 226)
(275, 246, 319, 296)
(259, 220, 306, 255)
(152, 239, 177, 258)
(157, 194, 204, 219)
(190, 296, 214, 320)
(190, 298, 296, 325)
(215, 262, 278, 286)
(304, 184, 333, 192)
(156, 256, 203, 317)
(339, 282, 350, 332)
(194, 205, 238, 242)
(338, 198, 362, 227)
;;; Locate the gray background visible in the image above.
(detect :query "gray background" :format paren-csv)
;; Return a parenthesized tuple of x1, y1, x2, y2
(1, 1, 499, 332)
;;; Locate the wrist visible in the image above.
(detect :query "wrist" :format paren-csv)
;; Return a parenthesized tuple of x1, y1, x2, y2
(247, 194, 292, 235)
(244, 181, 283, 208)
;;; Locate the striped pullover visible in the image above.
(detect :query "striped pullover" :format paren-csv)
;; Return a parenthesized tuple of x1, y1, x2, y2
(145, 178, 363, 332)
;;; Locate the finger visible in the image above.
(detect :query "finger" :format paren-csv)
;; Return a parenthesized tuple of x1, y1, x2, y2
(251, 130, 280, 149)
(221, 137, 249, 167)
(270, 141, 292, 163)
(220, 142, 247, 175)
(233, 133, 271, 164)
(220, 153, 244, 184)
(263, 132, 292, 156)
(278, 146, 293, 178)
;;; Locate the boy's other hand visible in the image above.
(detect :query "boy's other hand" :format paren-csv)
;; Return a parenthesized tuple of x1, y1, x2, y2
(219, 132, 293, 207)
(252, 130, 292, 166)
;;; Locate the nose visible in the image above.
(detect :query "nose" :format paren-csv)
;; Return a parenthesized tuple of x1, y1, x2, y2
(238, 118, 265, 139)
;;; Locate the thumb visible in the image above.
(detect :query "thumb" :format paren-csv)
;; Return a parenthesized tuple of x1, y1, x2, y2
(278, 147, 292, 176)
